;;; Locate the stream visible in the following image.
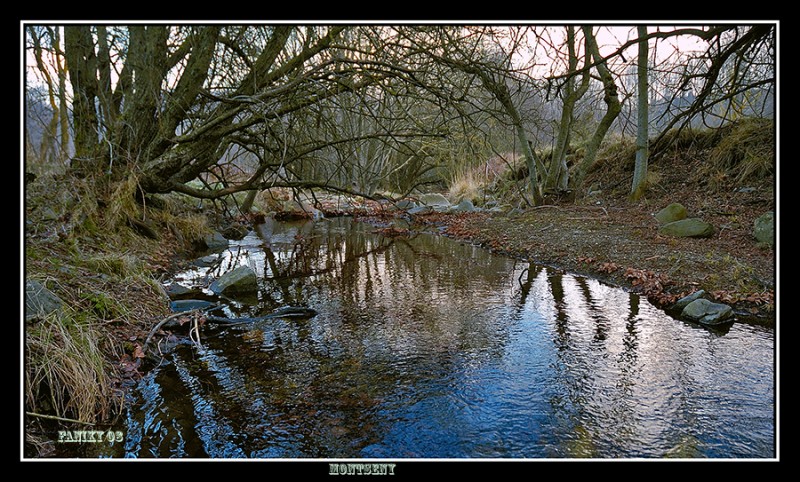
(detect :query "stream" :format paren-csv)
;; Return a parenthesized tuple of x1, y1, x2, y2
(97, 217, 775, 458)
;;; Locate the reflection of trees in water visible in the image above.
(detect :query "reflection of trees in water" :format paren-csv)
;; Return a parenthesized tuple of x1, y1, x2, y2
(513, 268, 644, 456)
(130, 218, 773, 457)
(144, 218, 521, 456)
(518, 267, 758, 457)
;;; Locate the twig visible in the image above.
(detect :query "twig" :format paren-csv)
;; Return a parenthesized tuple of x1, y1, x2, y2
(26, 411, 95, 426)
(144, 310, 200, 352)
(190, 315, 203, 349)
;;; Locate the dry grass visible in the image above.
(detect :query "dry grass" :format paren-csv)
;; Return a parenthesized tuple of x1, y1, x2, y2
(584, 118, 774, 195)
(24, 169, 204, 435)
(707, 118, 774, 183)
(26, 310, 116, 423)
(446, 152, 523, 204)
(448, 171, 482, 204)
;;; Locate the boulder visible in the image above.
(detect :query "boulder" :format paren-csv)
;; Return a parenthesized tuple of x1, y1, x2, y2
(203, 231, 229, 250)
(395, 200, 418, 210)
(192, 254, 219, 268)
(753, 211, 774, 246)
(279, 200, 323, 220)
(450, 199, 477, 213)
(681, 298, 733, 325)
(209, 266, 258, 295)
(672, 290, 707, 311)
(407, 205, 432, 215)
(164, 282, 196, 299)
(432, 204, 452, 213)
(25, 280, 64, 321)
(654, 203, 688, 225)
(222, 223, 248, 241)
(659, 218, 715, 238)
(418, 193, 450, 207)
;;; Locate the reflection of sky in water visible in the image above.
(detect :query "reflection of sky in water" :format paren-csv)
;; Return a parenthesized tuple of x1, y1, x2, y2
(120, 218, 773, 459)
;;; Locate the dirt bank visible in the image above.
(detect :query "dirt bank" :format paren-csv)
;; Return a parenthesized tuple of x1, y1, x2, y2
(394, 186, 775, 322)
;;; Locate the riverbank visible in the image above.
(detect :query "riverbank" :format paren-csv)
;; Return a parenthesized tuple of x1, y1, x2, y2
(407, 200, 774, 321)
(24, 174, 205, 456)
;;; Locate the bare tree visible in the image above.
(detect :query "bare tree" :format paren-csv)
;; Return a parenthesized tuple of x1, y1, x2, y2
(630, 26, 649, 201)
(26, 23, 774, 207)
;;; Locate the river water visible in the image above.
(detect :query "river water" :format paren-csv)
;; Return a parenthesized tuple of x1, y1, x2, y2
(108, 217, 774, 458)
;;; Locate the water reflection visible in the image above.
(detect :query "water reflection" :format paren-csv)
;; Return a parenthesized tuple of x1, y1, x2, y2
(118, 217, 773, 459)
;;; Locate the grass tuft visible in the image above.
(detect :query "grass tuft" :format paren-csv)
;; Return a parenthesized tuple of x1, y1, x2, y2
(707, 118, 774, 183)
(26, 310, 116, 424)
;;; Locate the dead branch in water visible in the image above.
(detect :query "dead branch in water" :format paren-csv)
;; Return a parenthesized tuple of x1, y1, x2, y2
(143, 310, 200, 352)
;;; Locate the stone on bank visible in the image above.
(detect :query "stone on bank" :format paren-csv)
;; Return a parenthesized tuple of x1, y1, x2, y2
(209, 266, 258, 295)
(654, 203, 688, 225)
(658, 218, 715, 238)
(753, 211, 774, 246)
(25, 280, 64, 321)
(681, 298, 733, 325)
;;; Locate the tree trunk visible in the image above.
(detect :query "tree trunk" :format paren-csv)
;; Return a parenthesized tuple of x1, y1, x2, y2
(119, 26, 169, 162)
(474, 70, 543, 205)
(28, 27, 59, 165)
(518, 126, 543, 205)
(55, 29, 70, 161)
(63, 26, 99, 164)
(630, 26, 649, 201)
(546, 26, 589, 191)
(240, 190, 258, 213)
(573, 27, 622, 187)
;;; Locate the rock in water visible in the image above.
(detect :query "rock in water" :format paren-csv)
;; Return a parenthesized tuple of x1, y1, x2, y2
(681, 298, 733, 325)
(203, 231, 229, 250)
(659, 218, 715, 238)
(654, 203, 688, 225)
(222, 223, 248, 241)
(164, 282, 197, 299)
(753, 211, 774, 246)
(672, 290, 706, 311)
(418, 193, 450, 207)
(169, 299, 217, 312)
(192, 254, 219, 268)
(270, 306, 318, 318)
(210, 266, 258, 295)
(25, 280, 64, 321)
